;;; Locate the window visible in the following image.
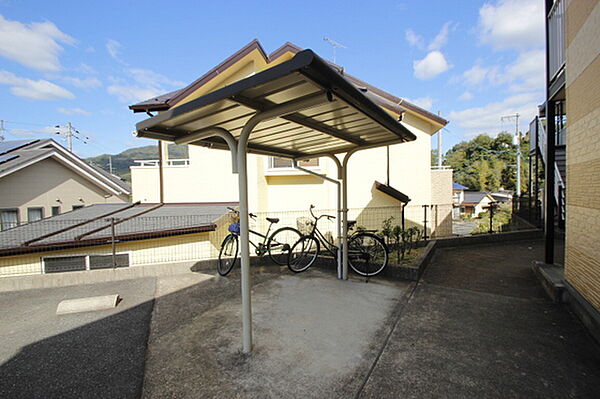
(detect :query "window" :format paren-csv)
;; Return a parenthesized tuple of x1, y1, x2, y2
(27, 207, 44, 222)
(51, 206, 61, 216)
(72, 205, 84, 211)
(269, 157, 319, 169)
(0, 209, 19, 231)
(43, 253, 130, 274)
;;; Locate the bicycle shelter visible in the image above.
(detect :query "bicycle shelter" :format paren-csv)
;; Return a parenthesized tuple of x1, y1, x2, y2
(134, 49, 416, 353)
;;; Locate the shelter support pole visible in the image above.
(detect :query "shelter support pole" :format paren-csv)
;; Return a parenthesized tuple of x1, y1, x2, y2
(340, 148, 360, 280)
(175, 127, 238, 173)
(237, 93, 332, 353)
(293, 157, 343, 279)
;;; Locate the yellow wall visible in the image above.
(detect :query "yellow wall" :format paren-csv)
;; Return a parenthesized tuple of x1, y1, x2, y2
(0, 157, 128, 223)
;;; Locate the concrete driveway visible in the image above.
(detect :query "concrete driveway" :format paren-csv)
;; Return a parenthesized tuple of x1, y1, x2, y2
(1, 239, 599, 398)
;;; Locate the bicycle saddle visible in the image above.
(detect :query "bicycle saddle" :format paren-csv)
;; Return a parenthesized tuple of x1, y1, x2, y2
(266, 217, 280, 224)
(347, 220, 357, 227)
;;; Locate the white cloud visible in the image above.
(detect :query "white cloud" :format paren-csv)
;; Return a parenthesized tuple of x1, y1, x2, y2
(459, 91, 474, 101)
(0, 14, 75, 71)
(107, 84, 162, 103)
(406, 96, 434, 110)
(502, 49, 545, 92)
(428, 22, 453, 51)
(463, 65, 493, 86)
(106, 68, 184, 103)
(405, 29, 425, 49)
(57, 107, 91, 116)
(478, 0, 544, 51)
(449, 92, 541, 136)
(0, 70, 74, 100)
(128, 68, 185, 88)
(106, 39, 124, 63)
(413, 51, 450, 80)
(61, 76, 102, 89)
(74, 63, 97, 74)
(9, 125, 56, 137)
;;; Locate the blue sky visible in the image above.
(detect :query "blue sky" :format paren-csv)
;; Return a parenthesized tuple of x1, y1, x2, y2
(0, 0, 545, 158)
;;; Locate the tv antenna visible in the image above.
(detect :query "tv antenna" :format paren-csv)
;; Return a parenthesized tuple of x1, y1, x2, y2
(323, 37, 347, 64)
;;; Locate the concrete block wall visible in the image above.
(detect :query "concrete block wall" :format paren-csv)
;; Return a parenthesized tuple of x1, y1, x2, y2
(565, 0, 600, 311)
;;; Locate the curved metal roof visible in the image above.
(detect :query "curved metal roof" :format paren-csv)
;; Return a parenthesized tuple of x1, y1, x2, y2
(134, 50, 416, 160)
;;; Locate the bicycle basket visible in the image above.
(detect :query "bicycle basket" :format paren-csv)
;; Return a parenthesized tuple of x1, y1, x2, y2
(296, 217, 314, 235)
(228, 222, 240, 234)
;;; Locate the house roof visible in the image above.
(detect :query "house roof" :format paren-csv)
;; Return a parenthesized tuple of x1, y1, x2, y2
(134, 49, 417, 160)
(129, 40, 448, 128)
(0, 139, 131, 195)
(374, 181, 411, 203)
(453, 182, 469, 190)
(0, 202, 236, 256)
(463, 192, 496, 205)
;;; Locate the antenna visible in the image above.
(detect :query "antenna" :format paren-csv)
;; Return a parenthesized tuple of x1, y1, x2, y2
(323, 37, 347, 64)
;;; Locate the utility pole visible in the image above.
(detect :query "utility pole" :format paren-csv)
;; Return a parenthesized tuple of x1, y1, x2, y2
(501, 113, 521, 196)
(0, 120, 5, 142)
(437, 112, 443, 167)
(108, 156, 113, 174)
(66, 122, 73, 152)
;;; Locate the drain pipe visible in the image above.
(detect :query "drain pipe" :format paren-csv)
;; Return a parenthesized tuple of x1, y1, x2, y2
(292, 159, 343, 278)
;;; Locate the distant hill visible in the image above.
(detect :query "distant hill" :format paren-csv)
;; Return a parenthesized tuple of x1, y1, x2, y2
(85, 144, 188, 183)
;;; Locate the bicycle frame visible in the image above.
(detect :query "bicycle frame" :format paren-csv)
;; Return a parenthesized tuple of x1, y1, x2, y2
(228, 208, 276, 256)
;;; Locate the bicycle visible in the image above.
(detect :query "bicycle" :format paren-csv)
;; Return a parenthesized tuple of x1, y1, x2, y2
(217, 207, 302, 276)
(288, 205, 389, 277)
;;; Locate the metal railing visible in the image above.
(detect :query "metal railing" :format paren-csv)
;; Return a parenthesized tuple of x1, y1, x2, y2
(548, 0, 566, 82)
(132, 159, 190, 167)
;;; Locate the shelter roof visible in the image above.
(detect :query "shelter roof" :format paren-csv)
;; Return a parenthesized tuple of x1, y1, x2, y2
(134, 50, 417, 160)
(129, 40, 448, 128)
(374, 181, 411, 203)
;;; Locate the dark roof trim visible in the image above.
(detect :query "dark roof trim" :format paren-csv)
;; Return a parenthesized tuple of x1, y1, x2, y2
(130, 39, 268, 112)
(374, 181, 411, 203)
(129, 40, 448, 126)
(0, 224, 217, 257)
(136, 49, 417, 146)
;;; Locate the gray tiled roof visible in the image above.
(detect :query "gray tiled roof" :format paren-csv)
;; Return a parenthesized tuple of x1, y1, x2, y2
(463, 192, 492, 204)
(0, 202, 236, 254)
(0, 139, 130, 194)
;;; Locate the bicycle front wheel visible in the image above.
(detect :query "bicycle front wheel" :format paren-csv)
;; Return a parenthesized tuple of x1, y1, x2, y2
(348, 232, 388, 277)
(287, 236, 319, 273)
(267, 227, 302, 265)
(218, 234, 238, 276)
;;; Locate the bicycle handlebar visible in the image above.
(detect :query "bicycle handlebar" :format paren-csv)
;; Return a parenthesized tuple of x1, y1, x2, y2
(309, 205, 335, 221)
(227, 207, 256, 219)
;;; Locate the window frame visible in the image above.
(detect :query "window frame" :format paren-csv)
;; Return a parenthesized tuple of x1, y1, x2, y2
(41, 252, 131, 274)
(0, 208, 20, 231)
(27, 207, 44, 223)
(264, 156, 320, 176)
(51, 206, 61, 217)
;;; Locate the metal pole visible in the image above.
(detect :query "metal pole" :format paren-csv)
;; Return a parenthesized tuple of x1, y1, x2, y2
(516, 114, 521, 196)
(158, 141, 165, 203)
(422, 205, 428, 240)
(437, 130, 442, 168)
(111, 218, 116, 268)
(238, 93, 330, 353)
(67, 122, 73, 152)
(544, 0, 555, 264)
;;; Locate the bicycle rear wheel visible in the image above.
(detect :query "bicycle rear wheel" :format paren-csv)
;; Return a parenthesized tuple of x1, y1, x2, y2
(218, 234, 238, 276)
(348, 232, 388, 277)
(267, 227, 302, 265)
(287, 235, 319, 273)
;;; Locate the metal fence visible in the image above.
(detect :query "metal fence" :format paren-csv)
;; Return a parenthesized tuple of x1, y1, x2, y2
(0, 204, 452, 277)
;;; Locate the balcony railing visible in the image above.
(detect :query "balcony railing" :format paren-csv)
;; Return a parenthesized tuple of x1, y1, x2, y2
(132, 159, 190, 167)
(548, 0, 566, 82)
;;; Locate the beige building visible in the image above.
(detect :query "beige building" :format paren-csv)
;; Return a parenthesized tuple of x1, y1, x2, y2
(130, 40, 453, 237)
(0, 139, 130, 230)
(562, 1, 600, 312)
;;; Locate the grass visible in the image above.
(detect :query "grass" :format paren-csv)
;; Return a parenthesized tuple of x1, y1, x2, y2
(387, 245, 424, 266)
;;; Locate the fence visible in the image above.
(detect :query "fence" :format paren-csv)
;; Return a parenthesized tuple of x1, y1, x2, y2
(0, 204, 452, 277)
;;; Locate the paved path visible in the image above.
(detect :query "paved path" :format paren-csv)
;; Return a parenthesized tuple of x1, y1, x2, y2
(359, 239, 600, 398)
(0, 278, 156, 398)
